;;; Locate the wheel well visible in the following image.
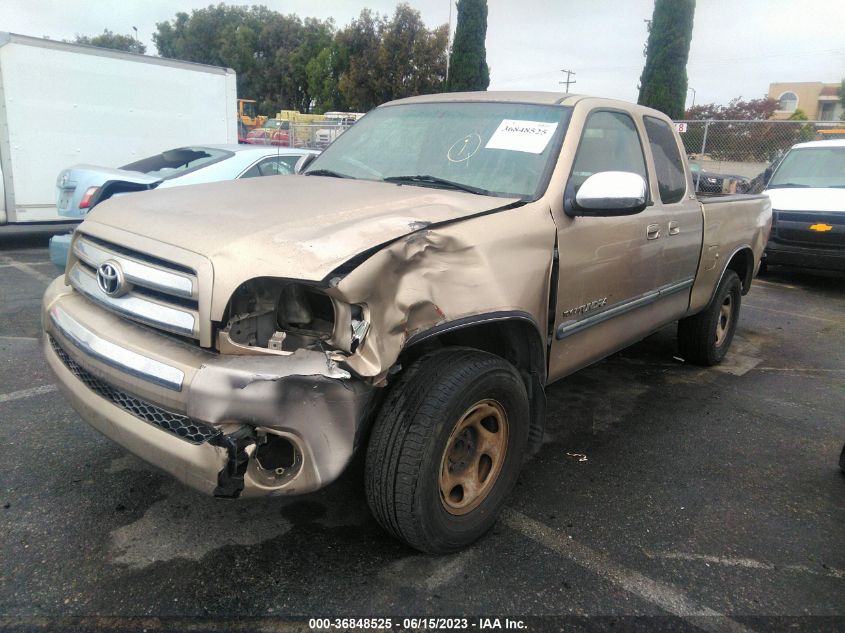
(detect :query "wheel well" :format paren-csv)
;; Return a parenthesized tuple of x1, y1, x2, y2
(726, 247, 754, 295)
(397, 316, 548, 455)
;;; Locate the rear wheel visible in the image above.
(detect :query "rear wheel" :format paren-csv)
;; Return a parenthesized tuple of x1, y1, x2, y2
(678, 270, 742, 366)
(365, 348, 528, 553)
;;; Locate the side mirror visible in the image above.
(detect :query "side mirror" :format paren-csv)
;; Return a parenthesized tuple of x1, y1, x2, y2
(565, 171, 648, 217)
(294, 153, 317, 174)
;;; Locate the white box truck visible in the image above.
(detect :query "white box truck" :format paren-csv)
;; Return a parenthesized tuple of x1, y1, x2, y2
(0, 32, 237, 226)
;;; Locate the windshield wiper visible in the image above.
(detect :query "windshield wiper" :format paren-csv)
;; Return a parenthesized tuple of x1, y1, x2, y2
(383, 174, 492, 196)
(304, 169, 352, 178)
(767, 183, 810, 189)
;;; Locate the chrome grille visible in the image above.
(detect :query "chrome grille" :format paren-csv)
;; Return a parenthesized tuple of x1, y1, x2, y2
(50, 336, 219, 445)
(69, 234, 200, 338)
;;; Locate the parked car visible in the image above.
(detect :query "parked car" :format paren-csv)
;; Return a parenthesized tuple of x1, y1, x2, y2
(243, 119, 293, 146)
(690, 162, 750, 194)
(763, 140, 845, 272)
(50, 145, 318, 270)
(42, 93, 770, 553)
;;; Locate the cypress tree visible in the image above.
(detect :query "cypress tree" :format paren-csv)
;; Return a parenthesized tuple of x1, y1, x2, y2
(447, 0, 489, 92)
(637, 0, 696, 119)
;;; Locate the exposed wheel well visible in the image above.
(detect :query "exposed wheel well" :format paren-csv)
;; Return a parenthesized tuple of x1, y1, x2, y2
(726, 247, 755, 295)
(397, 315, 548, 455)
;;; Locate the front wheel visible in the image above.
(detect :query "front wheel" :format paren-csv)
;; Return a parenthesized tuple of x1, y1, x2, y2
(678, 270, 742, 366)
(365, 348, 529, 553)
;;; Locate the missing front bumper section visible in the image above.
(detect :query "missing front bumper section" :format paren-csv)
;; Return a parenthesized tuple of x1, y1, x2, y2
(49, 335, 220, 445)
(210, 427, 255, 498)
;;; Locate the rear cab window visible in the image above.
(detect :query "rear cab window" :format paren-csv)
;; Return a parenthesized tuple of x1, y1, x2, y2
(643, 116, 687, 204)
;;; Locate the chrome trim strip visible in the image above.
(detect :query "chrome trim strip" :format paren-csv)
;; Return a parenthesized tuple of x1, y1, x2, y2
(74, 237, 195, 299)
(69, 264, 196, 337)
(657, 277, 695, 297)
(556, 277, 694, 340)
(556, 291, 658, 339)
(49, 304, 184, 391)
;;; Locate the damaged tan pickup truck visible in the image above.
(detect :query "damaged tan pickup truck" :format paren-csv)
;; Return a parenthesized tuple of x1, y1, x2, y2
(43, 92, 771, 553)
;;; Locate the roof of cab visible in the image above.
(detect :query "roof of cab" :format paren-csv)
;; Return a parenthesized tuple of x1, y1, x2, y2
(380, 91, 671, 120)
(383, 91, 585, 106)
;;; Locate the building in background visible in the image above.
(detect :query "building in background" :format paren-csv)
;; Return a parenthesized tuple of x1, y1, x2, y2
(768, 82, 843, 120)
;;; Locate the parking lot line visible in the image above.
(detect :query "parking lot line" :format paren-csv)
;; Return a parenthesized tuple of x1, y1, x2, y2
(0, 255, 54, 284)
(642, 550, 844, 580)
(754, 367, 845, 374)
(0, 384, 57, 404)
(752, 279, 801, 291)
(743, 303, 843, 324)
(501, 509, 753, 633)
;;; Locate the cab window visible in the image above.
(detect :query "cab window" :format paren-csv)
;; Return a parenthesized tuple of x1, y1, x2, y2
(569, 111, 647, 194)
(644, 116, 687, 204)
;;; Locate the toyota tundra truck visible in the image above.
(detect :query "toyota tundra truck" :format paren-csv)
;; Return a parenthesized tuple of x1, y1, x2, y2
(42, 93, 771, 553)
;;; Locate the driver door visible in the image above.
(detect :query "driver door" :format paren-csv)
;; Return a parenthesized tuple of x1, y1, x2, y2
(547, 109, 665, 382)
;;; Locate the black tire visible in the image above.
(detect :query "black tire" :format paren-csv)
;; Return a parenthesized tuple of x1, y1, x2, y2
(678, 270, 742, 366)
(365, 348, 529, 553)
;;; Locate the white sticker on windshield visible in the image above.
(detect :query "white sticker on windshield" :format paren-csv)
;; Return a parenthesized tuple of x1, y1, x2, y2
(485, 119, 559, 154)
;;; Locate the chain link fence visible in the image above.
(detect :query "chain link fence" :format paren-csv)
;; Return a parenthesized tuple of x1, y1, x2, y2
(242, 121, 355, 151)
(242, 117, 845, 193)
(673, 120, 844, 194)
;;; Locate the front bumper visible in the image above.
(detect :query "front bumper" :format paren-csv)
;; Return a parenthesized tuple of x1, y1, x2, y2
(765, 240, 845, 272)
(42, 278, 374, 498)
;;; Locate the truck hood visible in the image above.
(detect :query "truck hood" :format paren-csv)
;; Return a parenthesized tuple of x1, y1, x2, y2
(84, 175, 520, 282)
(764, 187, 845, 213)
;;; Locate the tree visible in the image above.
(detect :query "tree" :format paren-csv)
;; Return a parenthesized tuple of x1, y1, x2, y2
(154, 3, 447, 115)
(684, 97, 777, 121)
(336, 9, 383, 112)
(447, 0, 489, 92)
(788, 109, 816, 143)
(74, 29, 145, 54)
(306, 44, 349, 113)
(337, 6, 447, 111)
(376, 4, 448, 103)
(637, 0, 695, 119)
(839, 78, 845, 121)
(153, 5, 332, 113)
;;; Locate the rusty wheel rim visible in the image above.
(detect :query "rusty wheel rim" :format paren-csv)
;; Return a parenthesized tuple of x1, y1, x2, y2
(439, 399, 509, 516)
(715, 294, 733, 347)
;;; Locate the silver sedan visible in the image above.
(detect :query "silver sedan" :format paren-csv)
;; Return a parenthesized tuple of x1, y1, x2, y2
(51, 145, 318, 270)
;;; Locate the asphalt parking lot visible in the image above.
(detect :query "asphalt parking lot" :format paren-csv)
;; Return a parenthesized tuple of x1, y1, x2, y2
(0, 232, 843, 632)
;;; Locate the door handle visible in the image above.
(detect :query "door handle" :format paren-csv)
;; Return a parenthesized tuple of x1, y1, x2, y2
(647, 224, 661, 240)
(668, 221, 680, 236)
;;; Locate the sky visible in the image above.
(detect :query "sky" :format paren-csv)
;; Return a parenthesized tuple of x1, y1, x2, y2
(3, 0, 844, 108)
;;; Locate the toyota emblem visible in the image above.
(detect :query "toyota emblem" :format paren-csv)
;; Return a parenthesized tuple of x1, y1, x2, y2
(96, 261, 126, 297)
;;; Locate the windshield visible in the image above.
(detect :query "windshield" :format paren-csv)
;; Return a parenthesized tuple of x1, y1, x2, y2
(263, 120, 288, 129)
(305, 102, 572, 199)
(767, 146, 845, 189)
(121, 147, 233, 179)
